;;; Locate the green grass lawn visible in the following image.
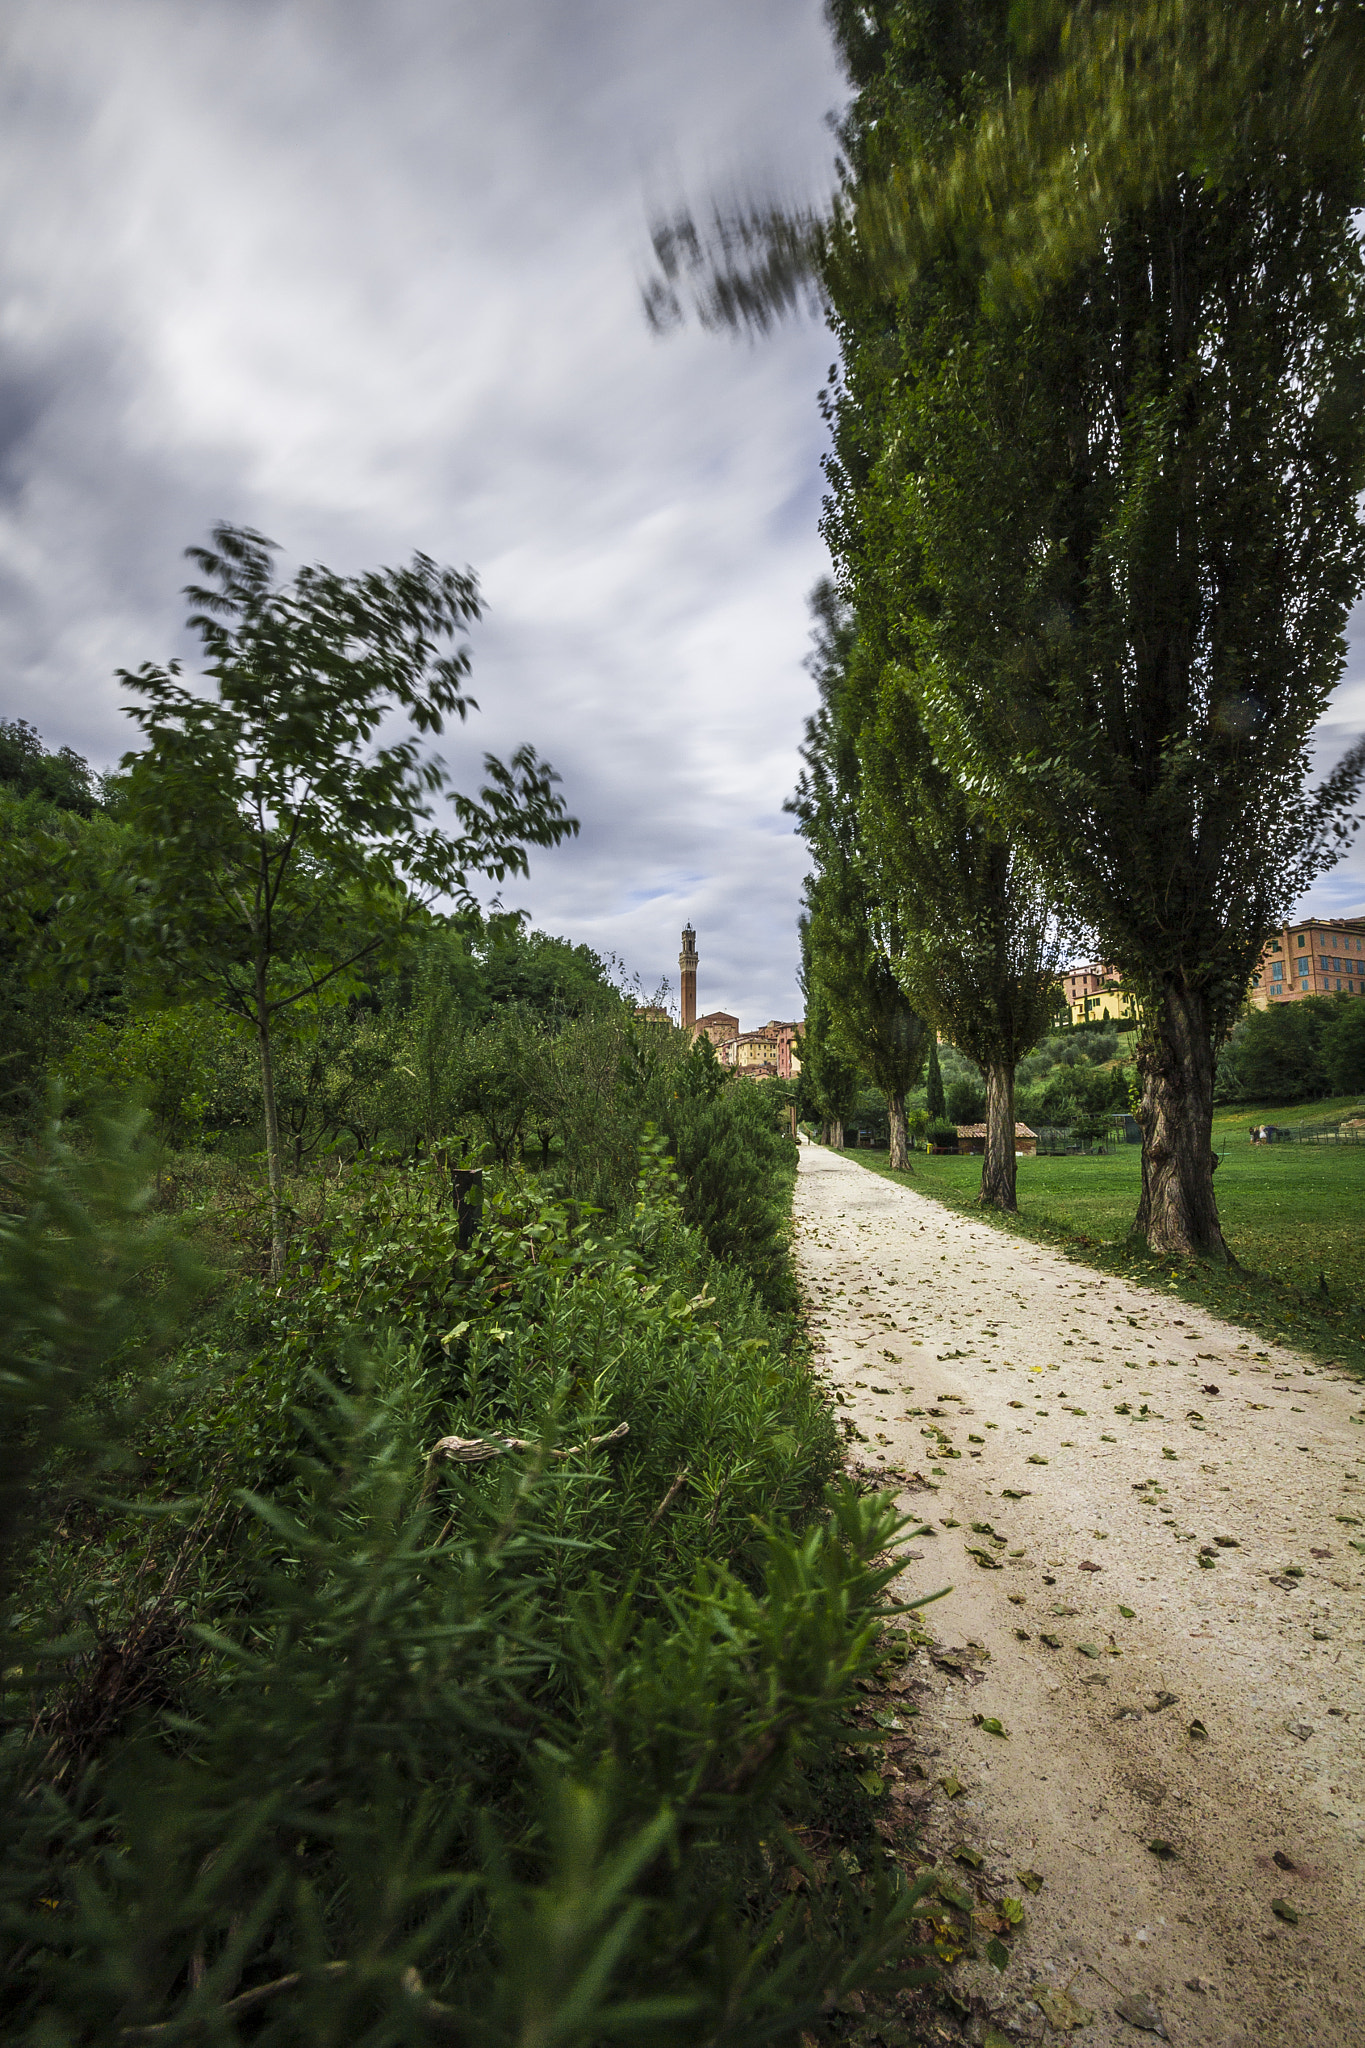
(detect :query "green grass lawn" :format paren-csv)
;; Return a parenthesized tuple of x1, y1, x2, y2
(837, 1094, 1365, 1378)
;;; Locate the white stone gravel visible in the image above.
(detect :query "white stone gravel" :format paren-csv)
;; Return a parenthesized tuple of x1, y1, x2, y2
(795, 1140, 1365, 2048)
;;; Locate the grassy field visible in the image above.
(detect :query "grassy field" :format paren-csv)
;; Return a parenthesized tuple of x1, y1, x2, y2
(839, 1095, 1365, 1378)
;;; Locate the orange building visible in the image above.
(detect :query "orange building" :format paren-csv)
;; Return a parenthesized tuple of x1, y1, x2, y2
(1248, 912, 1365, 1006)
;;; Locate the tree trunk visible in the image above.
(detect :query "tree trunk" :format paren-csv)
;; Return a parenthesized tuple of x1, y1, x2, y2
(1133, 983, 1229, 1259)
(829, 1119, 844, 1149)
(978, 1062, 1017, 1211)
(255, 979, 287, 1282)
(886, 1090, 911, 1171)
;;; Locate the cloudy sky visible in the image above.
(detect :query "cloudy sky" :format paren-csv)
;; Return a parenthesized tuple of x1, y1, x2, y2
(2, 0, 1363, 1027)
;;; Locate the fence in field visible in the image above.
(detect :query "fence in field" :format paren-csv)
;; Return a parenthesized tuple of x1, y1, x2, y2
(1255, 1119, 1365, 1146)
(1033, 1113, 1141, 1158)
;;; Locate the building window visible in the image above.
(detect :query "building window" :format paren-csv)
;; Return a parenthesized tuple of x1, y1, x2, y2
(1272, 962, 1283, 980)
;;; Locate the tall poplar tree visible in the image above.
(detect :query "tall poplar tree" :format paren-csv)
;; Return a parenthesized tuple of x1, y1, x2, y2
(825, 9, 1365, 1256)
(654, 0, 1365, 1258)
(790, 586, 928, 1169)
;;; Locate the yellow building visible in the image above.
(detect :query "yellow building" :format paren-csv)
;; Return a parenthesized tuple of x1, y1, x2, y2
(1064, 963, 1139, 1027)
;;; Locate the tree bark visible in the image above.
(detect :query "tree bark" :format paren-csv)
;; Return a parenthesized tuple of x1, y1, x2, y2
(978, 1062, 1018, 1211)
(255, 977, 287, 1282)
(886, 1090, 911, 1171)
(1133, 983, 1230, 1259)
(829, 1119, 845, 1149)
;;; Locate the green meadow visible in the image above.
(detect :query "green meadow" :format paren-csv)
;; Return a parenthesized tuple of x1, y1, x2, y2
(842, 1097, 1365, 1379)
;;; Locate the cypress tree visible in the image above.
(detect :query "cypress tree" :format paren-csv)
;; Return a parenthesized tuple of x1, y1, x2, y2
(925, 1038, 944, 1122)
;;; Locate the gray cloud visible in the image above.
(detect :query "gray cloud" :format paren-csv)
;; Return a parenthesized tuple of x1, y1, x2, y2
(1, 0, 1361, 1027)
(0, 0, 845, 1021)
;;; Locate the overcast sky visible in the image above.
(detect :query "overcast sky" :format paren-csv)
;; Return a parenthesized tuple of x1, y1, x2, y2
(2, 0, 1363, 1028)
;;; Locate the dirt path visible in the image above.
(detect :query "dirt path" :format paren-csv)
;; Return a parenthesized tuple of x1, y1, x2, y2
(794, 1141, 1365, 2048)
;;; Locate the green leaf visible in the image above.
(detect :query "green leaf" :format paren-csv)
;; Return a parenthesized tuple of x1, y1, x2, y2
(985, 1935, 1011, 1972)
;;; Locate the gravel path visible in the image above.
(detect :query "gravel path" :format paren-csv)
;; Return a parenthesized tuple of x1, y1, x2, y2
(794, 1141, 1365, 2048)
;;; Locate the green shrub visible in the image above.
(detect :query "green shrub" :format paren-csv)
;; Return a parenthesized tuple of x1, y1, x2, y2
(1214, 997, 1348, 1103)
(1, 1117, 939, 2045)
(944, 1076, 985, 1124)
(661, 1068, 798, 1311)
(1321, 997, 1365, 1095)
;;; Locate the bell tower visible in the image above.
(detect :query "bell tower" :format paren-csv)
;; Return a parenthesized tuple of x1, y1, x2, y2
(679, 923, 698, 1030)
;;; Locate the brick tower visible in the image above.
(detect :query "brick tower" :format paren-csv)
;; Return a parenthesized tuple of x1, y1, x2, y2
(679, 924, 698, 1030)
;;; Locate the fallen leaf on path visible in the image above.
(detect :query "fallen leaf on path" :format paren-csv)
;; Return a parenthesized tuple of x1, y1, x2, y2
(1001, 1895, 1025, 1925)
(1114, 1992, 1169, 2037)
(939, 1774, 965, 1798)
(934, 1872, 974, 1911)
(1016, 1868, 1045, 1892)
(1079, 1560, 1102, 1571)
(973, 1714, 1008, 1736)
(1148, 1691, 1179, 1712)
(954, 1842, 984, 1868)
(1119, 1605, 1136, 1617)
(967, 1547, 1004, 1569)
(856, 1770, 885, 1796)
(1268, 1575, 1301, 1590)
(1286, 1722, 1313, 1742)
(1271, 1897, 1300, 1924)
(1001, 1487, 1031, 1498)
(1188, 1719, 1208, 1738)
(985, 1935, 1011, 1973)
(1027, 1455, 1049, 1464)
(1147, 1838, 1178, 1859)
(1052, 1603, 1081, 1616)
(1201, 1383, 1220, 1395)
(1076, 1643, 1102, 1658)
(1273, 1850, 1297, 1871)
(1214, 1535, 1239, 1547)
(1040, 1632, 1062, 1649)
(1031, 1984, 1095, 2030)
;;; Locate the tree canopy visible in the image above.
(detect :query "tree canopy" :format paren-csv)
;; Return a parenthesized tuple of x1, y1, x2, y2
(117, 525, 577, 1271)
